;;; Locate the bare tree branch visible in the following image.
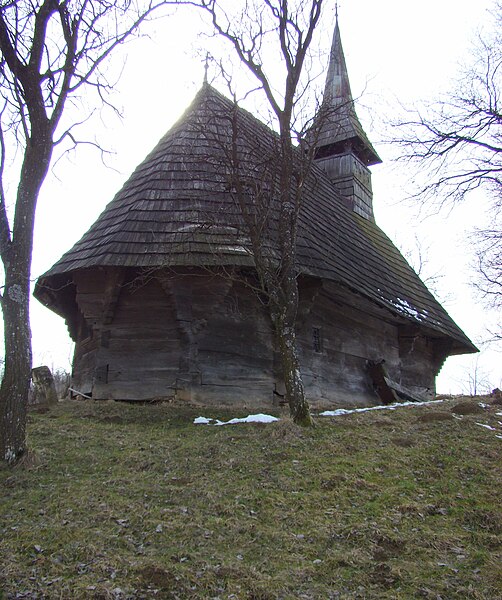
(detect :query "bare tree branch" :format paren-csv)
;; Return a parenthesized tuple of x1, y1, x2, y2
(389, 0, 502, 310)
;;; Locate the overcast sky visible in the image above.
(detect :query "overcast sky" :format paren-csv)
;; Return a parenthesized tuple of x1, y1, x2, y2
(20, 0, 500, 393)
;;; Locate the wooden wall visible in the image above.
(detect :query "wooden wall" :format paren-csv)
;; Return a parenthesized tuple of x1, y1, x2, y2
(94, 277, 182, 400)
(398, 327, 435, 400)
(296, 283, 399, 407)
(70, 267, 440, 408)
(71, 311, 99, 396)
(315, 152, 374, 221)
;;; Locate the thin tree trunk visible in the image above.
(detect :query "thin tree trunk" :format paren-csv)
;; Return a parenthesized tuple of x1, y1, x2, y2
(274, 318, 313, 426)
(0, 268, 32, 462)
(270, 262, 313, 426)
(0, 136, 51, 464)
(275, 131, 313, 426)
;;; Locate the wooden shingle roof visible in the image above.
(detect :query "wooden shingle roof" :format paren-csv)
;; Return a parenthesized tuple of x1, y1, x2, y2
(35, 84, 476, 354)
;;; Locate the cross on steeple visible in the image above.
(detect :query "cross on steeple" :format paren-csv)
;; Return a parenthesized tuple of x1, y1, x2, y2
(203, 53, 210, 84)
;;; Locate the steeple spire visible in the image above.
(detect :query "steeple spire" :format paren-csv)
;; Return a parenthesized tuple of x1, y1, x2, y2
(315, 17, 380, 166)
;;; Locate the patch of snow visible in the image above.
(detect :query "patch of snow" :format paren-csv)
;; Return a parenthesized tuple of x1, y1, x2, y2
(217, 245, 249, 254)
(194, 413, 279, 426)
(319, 399, 443, 417)
(390, 297, 427, 321)
(219, 414, 279, 425)
(478, 402, 490, 408)
(193, 416, 214, 425)
(496, 435, 502, 440)
(496, 412, 502, 417)
(475, 422, 497, 431)
(176, 224, 200, 232)
(376, 289, 429, 323)
(4, 447, 16, 464)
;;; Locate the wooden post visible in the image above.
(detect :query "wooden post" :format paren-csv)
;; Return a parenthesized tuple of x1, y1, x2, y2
(31, 366, 58, 406)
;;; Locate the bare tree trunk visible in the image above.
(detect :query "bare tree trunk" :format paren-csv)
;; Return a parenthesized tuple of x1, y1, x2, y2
(0, 138, 51, 463)
(194, 0, 324, 427)
(269, 150, 313, 426)
(272, 309, 313, 426)
(275, 133, 313, 426)
(0, 274, 32, 462)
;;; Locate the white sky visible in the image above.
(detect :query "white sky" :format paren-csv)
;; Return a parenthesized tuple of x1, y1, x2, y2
(21, 0, 500, 394)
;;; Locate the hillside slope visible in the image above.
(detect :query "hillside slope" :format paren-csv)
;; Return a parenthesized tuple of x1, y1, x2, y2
(1, 398, 501, 599)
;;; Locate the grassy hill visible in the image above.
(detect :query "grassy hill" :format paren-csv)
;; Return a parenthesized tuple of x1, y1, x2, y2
(1, 397, 501, 599)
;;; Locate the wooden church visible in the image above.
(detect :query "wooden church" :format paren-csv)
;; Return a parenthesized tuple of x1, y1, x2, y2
(35, 21, 476, 409)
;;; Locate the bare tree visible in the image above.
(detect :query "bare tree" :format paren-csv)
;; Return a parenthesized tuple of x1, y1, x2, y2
(391, 1, 501, 305)
(400, 234, 446, 301)
(459, 354, 493, 396)
(187, 0, 330, 426)
(393, 2, 501, 207)
(474, 228, 502, 312)
(0, 0, 177, 465)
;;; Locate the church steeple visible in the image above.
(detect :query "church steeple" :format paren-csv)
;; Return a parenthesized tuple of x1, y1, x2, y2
(313, 15, 381, 221)
(316, 17, 380, 166)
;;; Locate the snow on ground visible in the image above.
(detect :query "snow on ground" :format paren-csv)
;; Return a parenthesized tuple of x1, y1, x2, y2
(475, 422, 498, 431)
(193, 400, 443, 425)
(194, 414, 279, 426)
(319, 399, 444, 417)
(193, 400, 502, 441)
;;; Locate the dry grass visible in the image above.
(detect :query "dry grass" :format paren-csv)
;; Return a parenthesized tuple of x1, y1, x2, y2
(1, 397, 501, 599)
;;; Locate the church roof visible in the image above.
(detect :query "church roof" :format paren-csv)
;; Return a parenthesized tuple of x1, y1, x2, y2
(313, 19, 381, 165)
(35, 84, 475, 354)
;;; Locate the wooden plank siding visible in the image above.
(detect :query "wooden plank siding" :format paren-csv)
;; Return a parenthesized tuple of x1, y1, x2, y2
(93, 277, 182, 400)
(296, 285, 400, 406)
(68, 267, 441, 408)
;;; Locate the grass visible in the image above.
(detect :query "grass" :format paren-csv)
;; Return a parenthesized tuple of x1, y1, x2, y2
(1, 397, 502, 599)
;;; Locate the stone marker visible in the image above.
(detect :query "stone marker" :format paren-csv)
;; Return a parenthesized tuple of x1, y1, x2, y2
(31, 366, 58, 406)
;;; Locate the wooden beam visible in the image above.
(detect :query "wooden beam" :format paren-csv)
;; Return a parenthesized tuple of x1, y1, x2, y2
(367, 359, 428, 404)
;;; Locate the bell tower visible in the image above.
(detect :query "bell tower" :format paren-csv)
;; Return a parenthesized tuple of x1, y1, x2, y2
(313, 15, 381, 220)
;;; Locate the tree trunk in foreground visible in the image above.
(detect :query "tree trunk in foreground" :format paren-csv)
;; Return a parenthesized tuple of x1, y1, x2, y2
(275, 322, 313, 426)
(270, 272, 313, 427)
(0, 136, 51, 464)
(0, 281, 32, 463)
